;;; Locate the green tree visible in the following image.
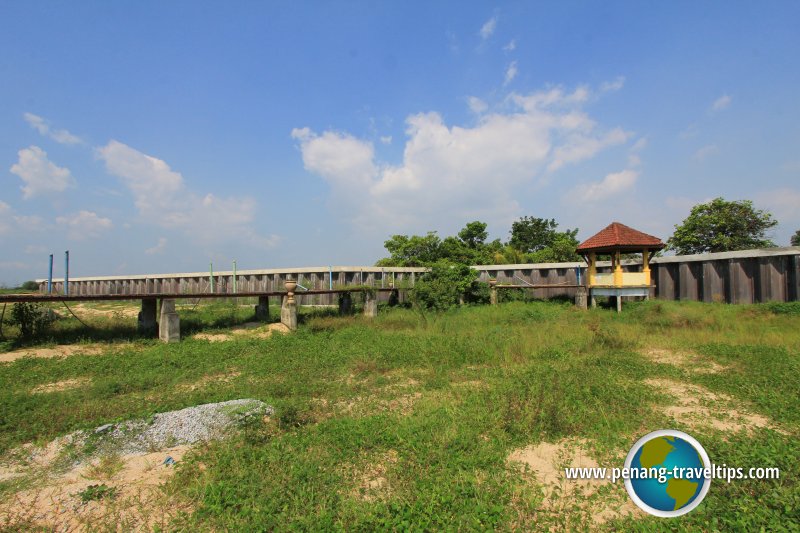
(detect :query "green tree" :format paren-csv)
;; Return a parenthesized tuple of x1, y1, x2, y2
(377, 232, 442, 266)
(377, 222, 498, 266)
(791, 230, 800, 247)
(666, 198, 777, 254)
(457, 221, 488, 249)
(508, 216, 580, 262)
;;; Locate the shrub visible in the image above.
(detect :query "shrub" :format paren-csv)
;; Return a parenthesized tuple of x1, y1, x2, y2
(411, 262, 482, 311)
(20, 280, 39, 291)
(9, 302, 55, 341)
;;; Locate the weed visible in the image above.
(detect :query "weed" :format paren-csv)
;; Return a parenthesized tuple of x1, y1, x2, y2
(77, 483, 117, 502)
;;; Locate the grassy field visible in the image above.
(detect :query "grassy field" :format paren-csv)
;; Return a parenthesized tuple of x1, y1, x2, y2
(0, 299, 798, 530)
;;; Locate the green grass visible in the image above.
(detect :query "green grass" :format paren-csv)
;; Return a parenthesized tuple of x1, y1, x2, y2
(0, 299, 798, 530)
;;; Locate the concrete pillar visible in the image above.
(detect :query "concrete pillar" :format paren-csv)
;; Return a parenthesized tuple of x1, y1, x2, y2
(575, 286, 588, 310)
(339, 292, 353, 315)
(255, 295, 269, 321)
(281, 279, 298, 330)
(489, 278, 498, 305)
(364, 291, 378, 318)
(159, 299, 180, 343)
(137, 298, 157, 336)
(616, 295, 622, 313)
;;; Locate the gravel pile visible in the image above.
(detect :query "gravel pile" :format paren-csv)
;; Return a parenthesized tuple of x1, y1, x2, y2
(101, 399, 270, 454)
(95, 399, 272, 455)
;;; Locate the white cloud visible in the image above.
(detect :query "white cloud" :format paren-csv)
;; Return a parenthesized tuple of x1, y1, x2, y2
(503, 39, 516, 51)
(96, 140, 280, 249)
(693, 144, 718, 161)
(547, 127, 630, 172)
(479, 16, 497, 40)
(600, 76, 625, 92)
(504, 61, 518, 86)
(573, 169, 638, 202)
(293, 83, 630, 232)
(711, 94, 732, 112)
(56, 210, 113, 240)
(628, 154, 642, 167)
(13, 215, 46, 232)
(380, 135, 392, 145)
(23, 113, 82, 145)
(9, 146, 76, 198)
(467, 96, 488, 114)
(631, 137, 648, 151)
(145, 237, 168, 255)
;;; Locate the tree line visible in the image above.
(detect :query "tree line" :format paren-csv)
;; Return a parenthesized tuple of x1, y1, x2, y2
(376, 197, 798, 267)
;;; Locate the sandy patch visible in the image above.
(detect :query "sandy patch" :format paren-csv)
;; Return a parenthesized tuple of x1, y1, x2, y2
(192, 322, 290, 342)
(192, 333, 232, 342)
(644, 378, 778, 433)
(641, 348, 728, 374)
(0, 344, 106, 364)
(0, 446, 191, 531)
(508, 439, 638, 524)
(31, 378, 91, 394)
(71, 303, 140, 319)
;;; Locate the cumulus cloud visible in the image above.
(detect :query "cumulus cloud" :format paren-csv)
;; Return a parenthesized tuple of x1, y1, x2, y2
(504, 61, 518, 86)
(573, 169, 639, 202)
(56, 210, 113, 240)
(23, 113, 82, 145)
(145, 237, 168, 255)
(293, 83, 631, 231)
(96, 140, 280, 248)
(10, 146, 76, 198)
(479, 16, 497, 40)
(711, 94, 732, 112)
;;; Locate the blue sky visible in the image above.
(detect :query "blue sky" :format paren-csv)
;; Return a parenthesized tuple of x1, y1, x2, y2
(1, 1, 799, 284)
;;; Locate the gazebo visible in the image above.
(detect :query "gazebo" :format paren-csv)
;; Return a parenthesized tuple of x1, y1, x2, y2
(576, 222, 665, 311)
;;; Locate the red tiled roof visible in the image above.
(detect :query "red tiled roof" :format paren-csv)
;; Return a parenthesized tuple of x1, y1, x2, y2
(576, 222, 664, 252)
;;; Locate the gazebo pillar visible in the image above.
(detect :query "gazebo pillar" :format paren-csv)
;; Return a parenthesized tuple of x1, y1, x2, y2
(588, 252, 597, 285)
(613, 250, 623, 287)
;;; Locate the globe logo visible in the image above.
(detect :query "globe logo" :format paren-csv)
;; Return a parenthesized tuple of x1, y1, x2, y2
(624, 429, 711, 517)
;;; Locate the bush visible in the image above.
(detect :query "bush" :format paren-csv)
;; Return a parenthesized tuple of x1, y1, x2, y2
(20, 280, 39, 291)
(411, 262, 483, 311)
(9, 302, 55, 341)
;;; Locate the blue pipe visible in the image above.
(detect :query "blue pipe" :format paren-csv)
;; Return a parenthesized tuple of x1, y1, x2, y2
(64, 250, 69, 295)
(47, 254, 53, 294)
(329, 266, 333, 290)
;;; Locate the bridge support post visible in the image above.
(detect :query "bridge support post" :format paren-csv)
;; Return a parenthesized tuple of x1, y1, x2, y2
(574, 286, 588, 310)
(364, 291, 377, 318)
(137, 298, 157, 337)
(255, 296, 269, 321)
(339, 292, 353, 315)
(489, 279, 498, 305)
(159, 299, 180, 343)
(281, 280, 297, 331)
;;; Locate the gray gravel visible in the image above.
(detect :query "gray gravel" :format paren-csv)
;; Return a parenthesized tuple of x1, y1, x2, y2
(32, 399, 272, 466)
(107, 398, 272, 454)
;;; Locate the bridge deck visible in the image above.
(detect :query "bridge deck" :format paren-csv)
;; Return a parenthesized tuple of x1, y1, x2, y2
(0, 288, 402, 304)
